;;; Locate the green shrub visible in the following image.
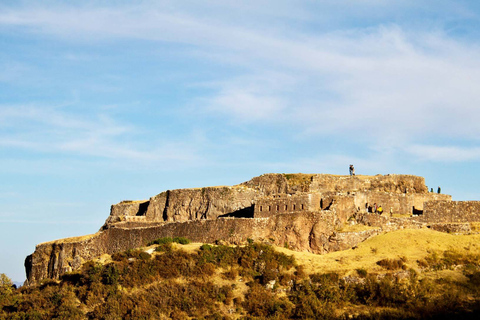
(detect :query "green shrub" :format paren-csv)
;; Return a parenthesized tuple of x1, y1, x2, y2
(288, 280, 335, 319)
(155, 242, 173, 253)
(243, 283, 293, 318)
(138, 251, 151, 261)
(356, 268, 368, 278)
(200, 244, 212, 251)
(102, 264, 119, 285)
(82, 261, 103, 283)
(173, 237, 191, 245)
(149, 236, 191, 246)
(148, 237, 173, 246)
(111, 251, 127, 262)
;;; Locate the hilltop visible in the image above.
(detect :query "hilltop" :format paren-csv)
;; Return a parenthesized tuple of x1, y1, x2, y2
(24, 172, 480, 287)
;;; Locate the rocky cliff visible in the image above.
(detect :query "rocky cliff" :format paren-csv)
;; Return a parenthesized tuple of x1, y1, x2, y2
(25, 173, 459, 285)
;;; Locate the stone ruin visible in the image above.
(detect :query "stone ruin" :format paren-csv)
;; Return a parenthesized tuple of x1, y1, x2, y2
(24, 173, 480, 285)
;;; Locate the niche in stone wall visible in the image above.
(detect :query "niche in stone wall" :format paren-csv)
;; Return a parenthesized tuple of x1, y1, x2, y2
(412, 206, 423, 215)
(136, 201, 150, 216)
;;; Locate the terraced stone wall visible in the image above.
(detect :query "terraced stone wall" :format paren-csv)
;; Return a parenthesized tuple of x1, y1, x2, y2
(423, 201, 480, 223)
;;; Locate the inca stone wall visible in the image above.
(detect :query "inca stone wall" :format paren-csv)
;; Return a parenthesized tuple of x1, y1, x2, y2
(103, 185, 259, 228)
(102, 173, 445, 229)
(26, 211, 343, 285)
(310, 174, 428, 194)
(422, 201, 480, 223)
(254, 193, 320, 218)
(350, 191, 451, 215)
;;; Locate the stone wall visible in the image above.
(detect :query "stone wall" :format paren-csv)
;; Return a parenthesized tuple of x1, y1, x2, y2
(243, 173, 430, 195)
(350, 191, 451, 215)
(26, 210, 348, 285)
(103, 185, 259, 229)
(254, 193, 320, 218)
(310, 174, 429, 194)
(102, 174, 441, 229)
(422, 201, 480, 223)
(103, 200, 149, 225)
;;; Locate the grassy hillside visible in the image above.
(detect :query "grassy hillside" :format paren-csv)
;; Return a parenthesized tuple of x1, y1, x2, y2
(1, 229, 480, 319)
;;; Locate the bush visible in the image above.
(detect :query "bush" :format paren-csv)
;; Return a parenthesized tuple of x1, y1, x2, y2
(356, 268, 368, 278)
(138, 251, 151, 261)
(102, 264, 119, 285)
(155, 242, 173, 253)
(376, 258, 407, 270)
(148, 237, 173, 246)
(200, 244, 212, 251)
(295, 265, 306, 280)
(223, 268, 238, 280)
(111, 251, 128, 262)
(173, 237, 191, 245)
(288, 280, 336, 319)
(148, 237, 191, 246)
(243, 284, 293, 318)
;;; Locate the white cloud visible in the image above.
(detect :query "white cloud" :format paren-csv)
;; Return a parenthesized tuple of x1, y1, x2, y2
(406, 145, 480, 162)
(0, 104, 199, 163)
(209, 89, 285, 121)
(198, 26, 480, 145)
(0, 219, 100, 225)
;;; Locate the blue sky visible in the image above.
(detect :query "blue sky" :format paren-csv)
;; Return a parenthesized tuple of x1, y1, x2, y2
(2, 0, 480, 281)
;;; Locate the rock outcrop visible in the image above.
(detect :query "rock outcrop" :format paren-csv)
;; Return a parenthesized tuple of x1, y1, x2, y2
(26, 173, 473, 286)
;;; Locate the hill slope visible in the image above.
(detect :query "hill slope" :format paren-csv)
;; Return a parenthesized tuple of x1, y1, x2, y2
(3, 228, 480, 319)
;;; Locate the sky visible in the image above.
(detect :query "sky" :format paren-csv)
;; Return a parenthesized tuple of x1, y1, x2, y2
(1, 0, 480, 282)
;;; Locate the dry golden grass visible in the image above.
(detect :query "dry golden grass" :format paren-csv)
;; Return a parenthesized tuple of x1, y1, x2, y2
(424, 269, 469, 283)
(95, 254, 113, 265)
(274, 228, 480, 277)
(172, 242, 203, 252)
(39, 233, 99, 245)
(337, 223, 379, 232)
(120, 200, 148, 204)
(391, 213, 412, 218)
(470, 222, 480, 232)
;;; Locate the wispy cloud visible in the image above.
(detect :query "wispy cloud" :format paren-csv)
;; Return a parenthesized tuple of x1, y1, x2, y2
(1, 1, 480, 165)
(0, 219, 101, 225)
(0, 104, 199, 163)
(406, 145, 480, 162)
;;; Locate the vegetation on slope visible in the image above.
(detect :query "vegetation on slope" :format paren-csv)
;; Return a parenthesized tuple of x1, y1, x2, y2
(1, 229, 480, 319)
